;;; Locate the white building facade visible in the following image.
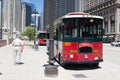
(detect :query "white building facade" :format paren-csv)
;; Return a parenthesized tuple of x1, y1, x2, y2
(83, 0, 120, 42)
(0, 0, 2, 39)
(22, 4, 26, 32)
(3, 0, 22, 39)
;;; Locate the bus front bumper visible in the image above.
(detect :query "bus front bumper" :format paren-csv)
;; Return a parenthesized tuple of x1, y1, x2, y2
(62, 59, 103, 64)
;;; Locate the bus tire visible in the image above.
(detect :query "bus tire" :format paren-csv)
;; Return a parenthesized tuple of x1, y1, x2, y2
(59, 54, 63, 66)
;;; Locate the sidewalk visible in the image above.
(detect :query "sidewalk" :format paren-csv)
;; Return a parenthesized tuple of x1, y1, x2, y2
(0, 42, 59, 80)
(0, 41, 92, 80)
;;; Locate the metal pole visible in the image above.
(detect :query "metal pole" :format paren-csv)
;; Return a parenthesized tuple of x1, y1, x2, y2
(49, 0, 54, 65)
(44, 0, 58, 77)
(0, 0, 2, 39)
(33, 9, 37, 48)
(34, 10, 36, 46)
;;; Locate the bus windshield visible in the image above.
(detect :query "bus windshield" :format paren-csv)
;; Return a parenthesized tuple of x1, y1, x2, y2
(37, 33, 48, 39)
(63, 18, 103, 38)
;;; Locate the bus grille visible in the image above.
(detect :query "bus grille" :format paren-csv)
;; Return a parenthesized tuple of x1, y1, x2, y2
(79, 47, 92, 53)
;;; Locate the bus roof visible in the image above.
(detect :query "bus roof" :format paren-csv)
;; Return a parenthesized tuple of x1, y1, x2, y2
(54, 12, 103, 26)
(62, 12, 103, 19)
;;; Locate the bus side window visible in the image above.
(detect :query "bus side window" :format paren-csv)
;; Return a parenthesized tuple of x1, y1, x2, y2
(55, 28, 58, 40)
(58, 26, 62, 40)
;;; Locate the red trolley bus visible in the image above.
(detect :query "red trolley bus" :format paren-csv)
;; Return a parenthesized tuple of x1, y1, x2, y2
(37, 30, 48, 45)
(52, 12, 103, 67)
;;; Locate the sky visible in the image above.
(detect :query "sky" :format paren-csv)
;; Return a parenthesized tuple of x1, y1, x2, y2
(22, 0, 44, 29)
(22, 0, 44, 14)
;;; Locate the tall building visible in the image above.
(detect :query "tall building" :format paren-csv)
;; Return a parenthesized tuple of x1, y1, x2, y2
(43, 0, 51, 30)
(22, 4, 26, 32)
(14, 0, 22, 33)
(37, 16, 40, 31)
(0, 0, 2, 39)
(43, 0, 75, 30)
(22, 2, 34, 32)
(54, 0, 75, 19)
(84, 0, 120, 42)
(3, 0, 22, 39)
(75, 0, 84, 12)
(3, 0, 14, 39)
(40, 13, 43, 30)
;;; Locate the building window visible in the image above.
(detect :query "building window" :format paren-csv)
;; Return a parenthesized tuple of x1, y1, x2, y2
(105, 22, 108, 33)
(110, 9, 112, 13)
(112, 8, 115, 13)
(111, 0, 115, 5)
(110, 15, 115, 32)
(104, 17, 108, 33)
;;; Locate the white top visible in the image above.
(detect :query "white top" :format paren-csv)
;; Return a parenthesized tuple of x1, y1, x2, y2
(12, 38, 23, 46)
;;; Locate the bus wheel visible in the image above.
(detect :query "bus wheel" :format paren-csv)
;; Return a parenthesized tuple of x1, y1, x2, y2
(92, 63, 99, 67)
(59, 54, 63, 66)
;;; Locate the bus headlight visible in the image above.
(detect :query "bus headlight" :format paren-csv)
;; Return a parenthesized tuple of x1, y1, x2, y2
(94, 56, 98, 60)
(70, 54, 74, 58)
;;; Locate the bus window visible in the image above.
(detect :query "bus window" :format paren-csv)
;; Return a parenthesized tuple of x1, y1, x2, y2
(82, 30, 90, 37)
(79, 18, 102, 38)
(58, 26, 62, 40)
(63, 18, 103, 38)
(64, 19, 77, 38)
(72, 28, 77, 37)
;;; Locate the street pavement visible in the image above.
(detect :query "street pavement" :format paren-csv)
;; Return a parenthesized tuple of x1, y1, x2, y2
(0, 40, 58, 80)
(0, 42, 120, 80)
(0, 40, 78, 80)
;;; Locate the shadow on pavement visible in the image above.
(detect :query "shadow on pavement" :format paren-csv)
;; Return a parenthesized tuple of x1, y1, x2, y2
(16, 62, 25, 65)
(54, 58, 101, 70)
(43, 64, 59, 68)
(0, 72, 2, 75)
(62, 64, 101, 70)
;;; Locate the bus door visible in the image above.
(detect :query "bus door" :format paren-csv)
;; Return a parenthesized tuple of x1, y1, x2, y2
(54, 26, 63, 58)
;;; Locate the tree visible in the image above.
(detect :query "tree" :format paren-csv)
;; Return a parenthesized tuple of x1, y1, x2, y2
(22, 25, 34, 40)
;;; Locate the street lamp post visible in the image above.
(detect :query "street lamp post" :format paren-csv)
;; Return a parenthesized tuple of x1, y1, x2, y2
(31, 9, 39, 50)
(44, 0, 58, 77)
(31, 22, 35, 41)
